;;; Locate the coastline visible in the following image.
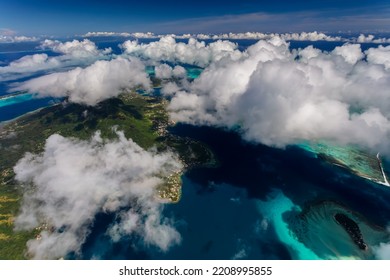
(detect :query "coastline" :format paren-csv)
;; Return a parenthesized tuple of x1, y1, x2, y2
(376, 153, 390, 187)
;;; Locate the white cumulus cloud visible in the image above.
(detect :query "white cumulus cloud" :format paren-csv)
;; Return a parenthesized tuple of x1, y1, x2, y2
(155, 64, 187, 79)
(40, 39, 112, 57)
(366, 45, 390, 70)
(121, 36, 243, 67)
(13, 57, 151, 106)
(357, 34, 390, 44)
(167, 38, 390, 155)
(0, 54, 61, 81)
(131, 32, 158, 39)
(13, 130, 182, 259)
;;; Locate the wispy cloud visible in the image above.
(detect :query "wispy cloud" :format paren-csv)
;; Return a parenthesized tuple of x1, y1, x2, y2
(0, 28, 16, 36)
(0, 28, 40, 43)
(83, 31, 132, 37)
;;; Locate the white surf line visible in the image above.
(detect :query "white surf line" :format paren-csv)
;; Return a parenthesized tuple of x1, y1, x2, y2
(0, 91, 29, 99)
(377, 153, 390, 186)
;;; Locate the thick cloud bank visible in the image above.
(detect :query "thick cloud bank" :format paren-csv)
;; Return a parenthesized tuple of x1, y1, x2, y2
(167, 37, 390, 154)
(86, 31, 386, 43)
(5, 35, 390, 154)
(198, 31, 343, 42)
(40, 39, 112, 57)
(14, 57, 151, 105)
(121, 36, 243, 67)
(84, 31, 132, 37)
(13, 131, 182, 259)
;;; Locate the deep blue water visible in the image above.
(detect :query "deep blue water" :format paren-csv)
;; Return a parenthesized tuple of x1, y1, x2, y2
(169, 125, 390, 227)
(80, 177, 288, 260)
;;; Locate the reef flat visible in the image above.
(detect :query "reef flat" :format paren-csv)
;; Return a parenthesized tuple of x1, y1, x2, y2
(298, 141, 389, 186)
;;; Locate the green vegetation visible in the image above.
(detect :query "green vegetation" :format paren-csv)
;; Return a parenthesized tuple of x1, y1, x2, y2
(0, 185, 37, 259)
(0, 91, 215, 259)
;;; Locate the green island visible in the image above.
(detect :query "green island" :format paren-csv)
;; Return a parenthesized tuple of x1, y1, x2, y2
(0, 91, 216, 259)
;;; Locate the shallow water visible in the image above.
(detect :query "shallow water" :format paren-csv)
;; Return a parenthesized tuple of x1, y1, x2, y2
(0, 93, 35, 107)
(288, 201, 389, 259)
(256, 189, 321, 260)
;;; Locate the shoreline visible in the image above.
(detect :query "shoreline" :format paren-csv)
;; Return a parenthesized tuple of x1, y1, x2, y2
(0, 91, 30, 100)
(0, 103, 59, 129)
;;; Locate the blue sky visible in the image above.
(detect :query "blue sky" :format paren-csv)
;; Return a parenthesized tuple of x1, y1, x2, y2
(1, 0, 390, 36)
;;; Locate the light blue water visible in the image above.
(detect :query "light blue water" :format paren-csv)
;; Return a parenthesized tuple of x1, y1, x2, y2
(146, 65, 203, 79)
(0, 93, 35, 108)
(186, 67, 203, 79)
(256, 189, 321, 260)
